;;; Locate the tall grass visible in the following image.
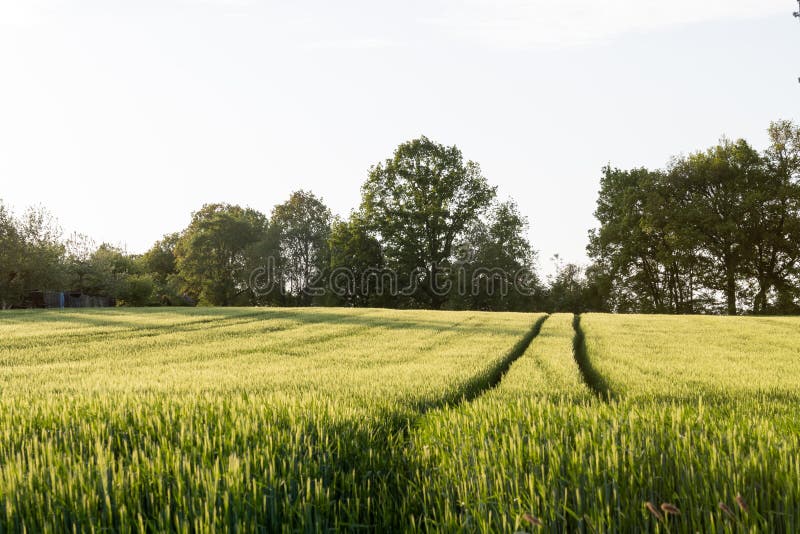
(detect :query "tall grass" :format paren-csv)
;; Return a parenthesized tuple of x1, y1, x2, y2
(0, 307, 542, 531)
(395, 313, 800, 532)
(0, 310, 798, 532)
(580, 313, 800, 401)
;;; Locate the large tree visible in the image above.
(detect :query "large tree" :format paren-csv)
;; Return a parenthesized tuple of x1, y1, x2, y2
(328, 214, 384, 307)
(270, 191, 332, 304)
(360, 136, 496, 309)
(589, 124, 800, 315)
(744, 120, 800, 313)
(16, 206, 67, 294)
(588, 166, 703, 313)
(672, 138, 762, 315)
(174, 204, 269, 306)
(0, 204, 67, 307)
(142, 233, 180, 286)
(456, 199, 539, 311)
(141, 232, 184, 305)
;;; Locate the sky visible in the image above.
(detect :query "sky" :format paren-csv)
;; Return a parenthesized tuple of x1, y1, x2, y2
(1, 0, 798, 275)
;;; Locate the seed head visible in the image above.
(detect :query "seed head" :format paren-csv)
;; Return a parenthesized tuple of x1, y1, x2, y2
(645, 502, 663, 521)
(660, 503, 681, 515)
(522, 513, 543, 527)
(735, 494, 748, 513)
(719, 502, 736, 520)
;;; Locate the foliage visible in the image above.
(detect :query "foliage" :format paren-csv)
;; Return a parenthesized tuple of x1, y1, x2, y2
(0, 202, 67, 308)
(450, 199, 541, 311)
(545, 256, 592, 313)
(0, 201, 23, 308)
(270, 190, 332, 304)
(589, 120, 800, 315)
(328, 214, 385, 306)
(360, 136, 497, 309)
(118, 273, 156, 306)
(174, 203, 269, 306)
(672, 138, 764, 315)
(2, 137, 541, 311)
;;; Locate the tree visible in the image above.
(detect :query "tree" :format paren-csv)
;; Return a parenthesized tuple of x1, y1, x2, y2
(142, 233, 180, 286)
(0, 201, 23, 309)
(271, 191, 332, 305)
(673, 138, 763, 315)
(119, 274, 156, 306)
(65, 232, 98, 294)
(588, 166, 702, 314)
(328, 214, 385, 307)
(16, 206, 67, 294)
(360, 136, 496, 309)
(743, 120, 800, 313)
(64, 237, 143, 303)
(174, 204, 269, 306)
(457, 199, 540, 311)
(141, 233, 186, 305)
(84, 244, 136, 298)
(546, 256, 588, 313)
(588, 123, 800, 315)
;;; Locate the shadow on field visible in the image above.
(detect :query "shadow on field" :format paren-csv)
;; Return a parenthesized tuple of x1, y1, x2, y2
(572, 314, 613, 401)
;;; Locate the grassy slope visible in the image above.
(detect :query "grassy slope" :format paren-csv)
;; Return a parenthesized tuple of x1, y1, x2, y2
(0, 308, 543, 532)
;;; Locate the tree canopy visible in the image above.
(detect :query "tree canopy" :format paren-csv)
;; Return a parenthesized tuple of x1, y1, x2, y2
(588, 120, 800, 315)
(3, 123, 799, 315)
(360, 136, 497, 308)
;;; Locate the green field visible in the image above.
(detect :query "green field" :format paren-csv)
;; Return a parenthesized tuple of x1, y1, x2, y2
(0, 309, 798, 532)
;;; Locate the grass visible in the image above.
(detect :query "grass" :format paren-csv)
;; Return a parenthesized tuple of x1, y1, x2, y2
(395, 313, 800, 532)
(580, 313, 800, 401)
(0, 309, 798, 532)
(0, 307, 542, 532)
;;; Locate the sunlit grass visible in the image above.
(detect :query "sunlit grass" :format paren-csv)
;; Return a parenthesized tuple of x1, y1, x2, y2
(0, 307, 541, 531)
(1, 309, 798, 532)
(581, 313, 800, 400)
(399, 313, 800, 532)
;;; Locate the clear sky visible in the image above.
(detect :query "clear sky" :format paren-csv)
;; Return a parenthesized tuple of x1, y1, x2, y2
(1, 1, 798, 274)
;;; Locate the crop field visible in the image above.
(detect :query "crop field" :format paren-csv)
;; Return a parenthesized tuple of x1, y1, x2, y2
(0, 309, 798, 532)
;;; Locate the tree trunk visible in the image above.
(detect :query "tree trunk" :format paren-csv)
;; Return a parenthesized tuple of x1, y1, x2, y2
(424, 263, 448, 310)
(725, 271, 737, 316)
(753, 282, 768, 315)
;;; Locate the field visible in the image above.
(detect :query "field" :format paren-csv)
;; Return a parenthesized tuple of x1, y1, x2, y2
(0, 309, 798, 532)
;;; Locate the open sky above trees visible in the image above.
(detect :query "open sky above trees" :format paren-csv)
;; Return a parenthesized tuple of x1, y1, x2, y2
(1, 1, 797, 274)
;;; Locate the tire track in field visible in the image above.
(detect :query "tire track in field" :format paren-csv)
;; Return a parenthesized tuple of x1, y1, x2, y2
(409, 314, 550, 413)
(357, 314, 550, 528)
(571, 314, 613, 400)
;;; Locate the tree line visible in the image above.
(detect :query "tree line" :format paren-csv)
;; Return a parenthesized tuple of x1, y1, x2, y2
(1, 137, 544, 311)
(2, 121, 799, 315)
(584, 119, 800, 315)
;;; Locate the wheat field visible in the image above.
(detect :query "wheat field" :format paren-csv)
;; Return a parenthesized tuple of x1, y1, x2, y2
(0, 308, 798, 532)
